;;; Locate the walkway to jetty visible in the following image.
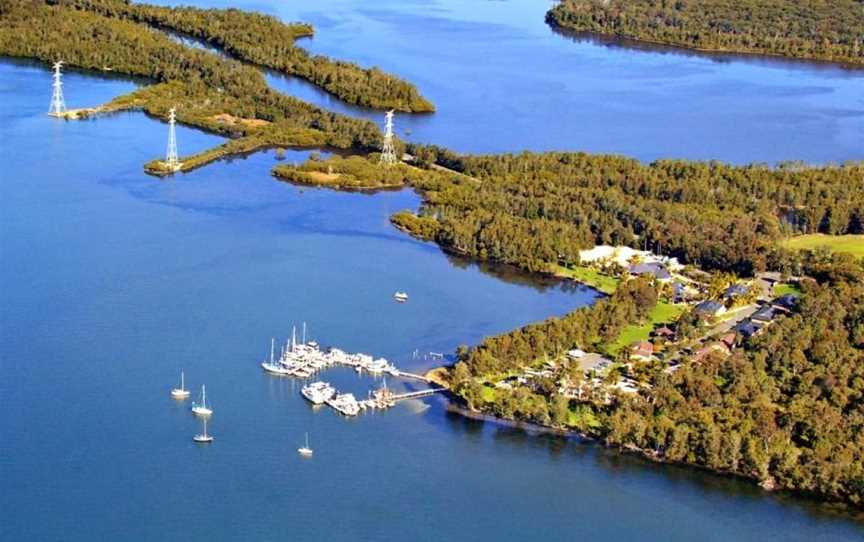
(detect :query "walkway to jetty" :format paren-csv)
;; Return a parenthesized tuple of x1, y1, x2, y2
(390, 387, 446, 401)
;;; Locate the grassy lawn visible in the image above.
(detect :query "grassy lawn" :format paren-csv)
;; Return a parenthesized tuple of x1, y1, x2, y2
(480, 385, 497, 403)
(567, 405, 603, 430)
(605, 301, 685, 354)
(773, 282, 802, 297)
(781, 234, 864, 258)
(553, 264, 620, 294)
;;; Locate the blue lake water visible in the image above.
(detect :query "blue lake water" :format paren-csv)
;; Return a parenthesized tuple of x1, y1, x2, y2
(2, 0, 864, 540)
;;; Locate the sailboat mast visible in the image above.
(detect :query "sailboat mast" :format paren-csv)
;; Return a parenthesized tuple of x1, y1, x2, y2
(302, 322, 306, 345)
(292, 326, 296, 352)
(181, 371, 185, 391)
(202, 385, 206, 407)
(270, 338, 275, 364)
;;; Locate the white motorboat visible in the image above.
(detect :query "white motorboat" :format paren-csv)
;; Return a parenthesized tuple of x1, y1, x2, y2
(393, 291, 408, 302)
(327, 393, 360, 417)
(302, 381, 336, 405)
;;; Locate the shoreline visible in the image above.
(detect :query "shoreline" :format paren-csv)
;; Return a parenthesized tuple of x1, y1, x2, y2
(433, 380, 864, 515)
(545, 20, 864, 70)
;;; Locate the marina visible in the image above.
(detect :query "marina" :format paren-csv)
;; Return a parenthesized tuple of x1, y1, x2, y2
(262, 328, 447, 417)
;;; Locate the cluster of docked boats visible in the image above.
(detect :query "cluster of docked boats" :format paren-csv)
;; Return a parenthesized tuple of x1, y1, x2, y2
(260, 326, 412, 418)
(301, 380, 360, 416)
(301, 379, 396, 416)
(260, 326, 397, 378)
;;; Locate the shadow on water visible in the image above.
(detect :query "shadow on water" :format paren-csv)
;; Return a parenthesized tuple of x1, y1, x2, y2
(0, 56, 151, 86)
(548, 25, 864, 74)
(444, 252, 599, 296)
(438, 398, 864, 527)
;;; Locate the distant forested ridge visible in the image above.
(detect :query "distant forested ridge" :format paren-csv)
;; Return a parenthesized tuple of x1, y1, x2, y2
(547, 0, 864, 65)
(400, 147, 864, 275)
(61, 0, 434, 112)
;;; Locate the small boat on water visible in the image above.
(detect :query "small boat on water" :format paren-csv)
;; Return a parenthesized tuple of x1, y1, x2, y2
(393, 291, 408, 302)
(170, 370, 190, 399)
(298, 432, 313, 456)
(193, 418, 214, 443)
(302, 381, 336, 405)
(191, 385, 213, 417)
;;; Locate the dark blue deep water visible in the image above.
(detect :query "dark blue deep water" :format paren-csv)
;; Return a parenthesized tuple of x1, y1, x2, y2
(2, 0, 864, 540)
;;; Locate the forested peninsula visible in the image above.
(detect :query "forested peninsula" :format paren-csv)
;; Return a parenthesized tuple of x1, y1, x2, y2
(63, 0, 434, 112)
(547, 0, 864, 65)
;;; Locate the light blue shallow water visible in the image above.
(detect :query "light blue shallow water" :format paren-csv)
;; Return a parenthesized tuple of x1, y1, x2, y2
(2, 0, 864, 539)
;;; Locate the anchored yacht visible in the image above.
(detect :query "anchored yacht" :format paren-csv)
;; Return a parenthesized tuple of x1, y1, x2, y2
(170, 370, 190, 399)
(393, 291, 408, 302)
(298, 432, 313, 456)
(193, 418, 214, 443)
(191, 384, 212, 416)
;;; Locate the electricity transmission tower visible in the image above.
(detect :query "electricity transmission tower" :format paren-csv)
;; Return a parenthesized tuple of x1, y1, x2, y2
(165, 107, 181, 171)
(379, 110, 397, 166)
(48, 61, 66, 116)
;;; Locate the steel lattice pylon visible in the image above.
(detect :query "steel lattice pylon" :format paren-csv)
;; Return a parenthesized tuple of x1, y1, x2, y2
(48, 61, 66, 116)
(165, 107, 180, 171)
(379, 110, 397, 166)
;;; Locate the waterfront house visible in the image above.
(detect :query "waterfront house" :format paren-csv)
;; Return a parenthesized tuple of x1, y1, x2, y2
(719, 332, 737, 350)
(693, 342, 730, 363)
(695, 300, 726, 318)
(629, 262, 672, 283)
(567, 348, 586, 360)
(723, 283, 750, 300)
(752, 305, 779, 324)
(773, 294, 799, 311)
(653, 326, 676, 341)
(630, 341, 654, 362)
(577, 353, 612, 374)
(734, 320, 763, 338)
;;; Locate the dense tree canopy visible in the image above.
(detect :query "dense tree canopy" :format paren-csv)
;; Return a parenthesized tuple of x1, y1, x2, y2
(401, 147, 863, 275)
(449, 254, 864, 506)
(63, 0, 434, 111)
(547, 0, 864, 65)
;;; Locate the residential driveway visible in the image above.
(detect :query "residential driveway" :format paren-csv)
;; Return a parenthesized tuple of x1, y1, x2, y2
(705, 304, 758, 337)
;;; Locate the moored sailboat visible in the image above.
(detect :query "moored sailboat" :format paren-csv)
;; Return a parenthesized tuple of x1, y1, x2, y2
(170, 370, 190, 399)
(191, 384, 213, 416)
(193, 418, 214, 443)
(298, 432, 313, 456)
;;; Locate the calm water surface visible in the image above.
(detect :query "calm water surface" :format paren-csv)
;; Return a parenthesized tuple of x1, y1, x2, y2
(2, 0, 864, 540)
